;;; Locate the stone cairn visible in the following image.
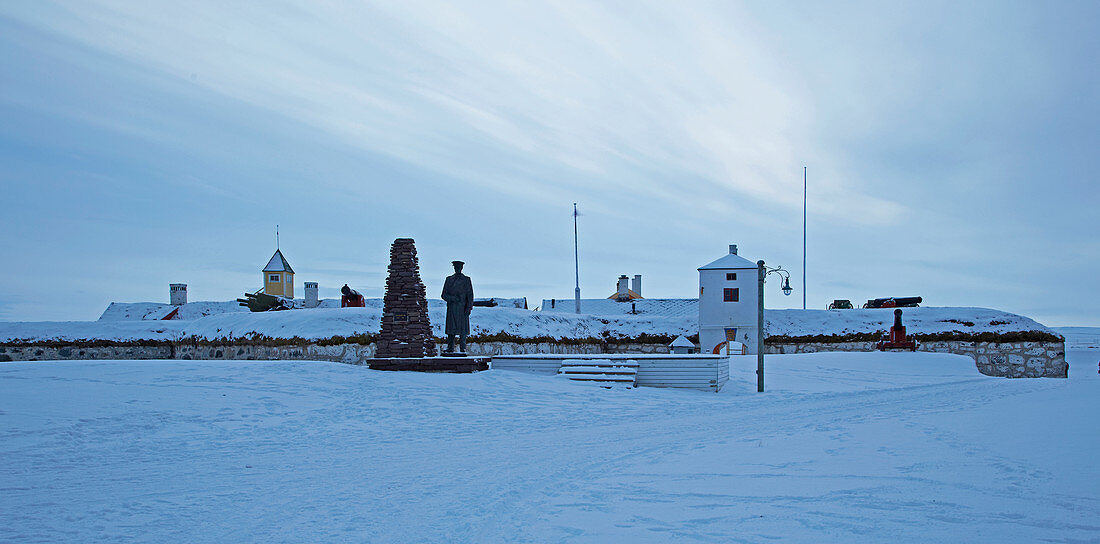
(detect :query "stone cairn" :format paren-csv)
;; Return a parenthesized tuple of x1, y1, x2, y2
(376, 238, 436, 358)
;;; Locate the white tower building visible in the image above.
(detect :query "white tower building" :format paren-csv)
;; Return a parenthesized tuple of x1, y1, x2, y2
(304, 282, 319, 308)
(169, 284, 187, 306)
(698, 244, 759, 354)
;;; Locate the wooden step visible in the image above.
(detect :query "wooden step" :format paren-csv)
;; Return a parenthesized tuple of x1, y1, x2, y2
(559, 359, 638, 386)
(561, 374, 637, 383)
(560, 369, 638, 376)
(558, 359, 639, 368)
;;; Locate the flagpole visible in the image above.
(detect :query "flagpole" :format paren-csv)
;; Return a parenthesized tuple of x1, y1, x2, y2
(573, 203, 581, 314)
(802, 167, 806, 310)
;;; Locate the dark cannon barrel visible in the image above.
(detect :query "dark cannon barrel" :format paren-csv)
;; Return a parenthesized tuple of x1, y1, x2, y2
(341, 284, 361, 297)
(864, 296, 923, 309)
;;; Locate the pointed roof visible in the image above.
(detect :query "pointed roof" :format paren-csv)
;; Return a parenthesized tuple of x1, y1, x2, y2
(698, 252, 758, 270)
(263, 250, 295, 273)
(606, 289, 643, 300)
(670, 335, 695, 348)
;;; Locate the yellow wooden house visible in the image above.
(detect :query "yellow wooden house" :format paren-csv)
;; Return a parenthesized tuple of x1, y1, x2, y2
(263, 249, 295, 298)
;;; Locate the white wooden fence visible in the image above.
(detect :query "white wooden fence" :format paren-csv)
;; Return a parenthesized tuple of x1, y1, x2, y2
(491, 354, 729, 392)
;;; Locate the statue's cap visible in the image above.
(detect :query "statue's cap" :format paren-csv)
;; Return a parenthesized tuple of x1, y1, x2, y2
(452, 260, 465, 266)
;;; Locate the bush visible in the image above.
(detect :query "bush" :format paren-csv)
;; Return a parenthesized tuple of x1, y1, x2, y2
(941, 319, 975, 327)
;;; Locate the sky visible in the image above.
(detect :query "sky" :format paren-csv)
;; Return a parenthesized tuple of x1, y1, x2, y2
(0, 1, 1096, 326)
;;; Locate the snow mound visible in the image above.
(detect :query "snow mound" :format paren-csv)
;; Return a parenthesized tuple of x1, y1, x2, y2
(2, 303, 1055, 344)
(99, 301, 247, 321)
(766, 307, 1056, 337)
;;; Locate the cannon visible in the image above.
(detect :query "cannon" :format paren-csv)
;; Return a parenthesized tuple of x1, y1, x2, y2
(237, 290, 292, 312)
(828, 299, 854, 310)
(877, 308, 918, 351)
(341, 284, 365, 308)
(863, 296, 922, 309)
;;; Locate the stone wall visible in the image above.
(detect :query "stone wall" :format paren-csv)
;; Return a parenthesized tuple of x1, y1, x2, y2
(0, 344, 173, 362)
(1, 339, 1065, 378)
(0, 343, 373, 365)
(0, 341, 669, 364)
(461, 342, 670, 356)
(171, 343, 377, 365)
(766, 340, 1067, 378)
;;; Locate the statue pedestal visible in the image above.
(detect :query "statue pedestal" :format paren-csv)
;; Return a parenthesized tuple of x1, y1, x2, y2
(369, 356, 489, 373)
(440, 351, 468, 358)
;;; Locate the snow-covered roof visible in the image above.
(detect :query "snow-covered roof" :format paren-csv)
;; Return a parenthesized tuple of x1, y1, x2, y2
(698, 253, 758, 270)
(541, 298, 698, 317)
(263, 250, 295, 273)
(670, 335, 694, 347)
(99, 301, 249, 321)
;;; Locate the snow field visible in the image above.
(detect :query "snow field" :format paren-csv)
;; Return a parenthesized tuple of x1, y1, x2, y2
(2, 349, 1097, 543)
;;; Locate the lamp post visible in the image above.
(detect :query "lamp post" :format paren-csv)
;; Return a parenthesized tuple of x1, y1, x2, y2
(757, 260, 792, 393)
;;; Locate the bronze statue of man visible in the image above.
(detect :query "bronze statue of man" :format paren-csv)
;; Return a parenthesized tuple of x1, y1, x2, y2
(441, 260, 473, 353)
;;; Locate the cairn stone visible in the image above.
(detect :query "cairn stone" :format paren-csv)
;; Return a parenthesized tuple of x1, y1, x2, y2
(376, 238, 436, 358)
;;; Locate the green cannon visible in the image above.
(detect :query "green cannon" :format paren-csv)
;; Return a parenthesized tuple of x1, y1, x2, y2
(237, 290, 293, 312)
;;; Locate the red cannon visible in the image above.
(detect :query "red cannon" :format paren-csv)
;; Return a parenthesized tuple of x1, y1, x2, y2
(878, 309, 918, 351)
(341, 284, 365, 308)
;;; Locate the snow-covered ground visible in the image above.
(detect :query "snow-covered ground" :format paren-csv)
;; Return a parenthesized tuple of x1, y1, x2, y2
(1056, 326, 1100, 349)
(1, 302, 1055, 343)
(2, 347, 1096, 542)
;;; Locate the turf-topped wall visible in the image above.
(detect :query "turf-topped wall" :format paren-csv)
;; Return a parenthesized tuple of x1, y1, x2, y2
(765, 340, 1067, 378)
(0, 339, 673, 365)
(0, 326, 1068, 378)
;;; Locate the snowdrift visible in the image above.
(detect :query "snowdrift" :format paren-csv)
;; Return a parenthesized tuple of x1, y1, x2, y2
(0, 300, 1059, 345)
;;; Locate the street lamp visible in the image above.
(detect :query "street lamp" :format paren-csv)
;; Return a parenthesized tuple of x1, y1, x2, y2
(756, 260, 792, 393)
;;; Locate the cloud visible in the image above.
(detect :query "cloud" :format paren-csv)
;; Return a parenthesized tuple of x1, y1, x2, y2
(1, 1, 1096, 325)
(2, 0, 901, 222)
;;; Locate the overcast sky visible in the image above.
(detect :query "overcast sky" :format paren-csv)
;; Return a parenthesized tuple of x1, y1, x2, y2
(1, 1, 1096, 326)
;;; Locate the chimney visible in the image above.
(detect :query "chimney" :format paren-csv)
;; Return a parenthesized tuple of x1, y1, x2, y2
(616, 275, 629, 301)
(729, 244, 738, 255)
(304, 282, 319, 308)
(632, 274, 642, 298)
(169, 284, 187, 306)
